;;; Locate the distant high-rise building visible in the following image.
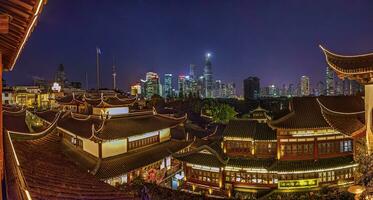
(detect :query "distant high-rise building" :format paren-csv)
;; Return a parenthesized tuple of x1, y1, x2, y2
(227, 83, 236, 98)
(315, 81, 325, 96)
(54, 64, 68, 87)
(189, 64, 196, 80)
(213, 80, 222, 98)
(163, 74, 173, 98)
(288, 83, 295, 97)
(243, 76, 260, 100)
(178, 75, 187, 98)
(335, 78, 343, 95)
(300, 76, 310, 96)
(260, 84, 279, 98)
(280, 84, 288, 97)
(326, 66, 334, 96)
(144, 72, 160, 99)
(204, 53, 213, 98)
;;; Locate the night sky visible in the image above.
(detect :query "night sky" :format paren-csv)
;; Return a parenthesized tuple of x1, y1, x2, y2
(5, 0, 373, 95)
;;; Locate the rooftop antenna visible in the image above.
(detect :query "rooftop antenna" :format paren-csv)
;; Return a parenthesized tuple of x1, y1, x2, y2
(112, 56, 117, 90)
(85, 72, 89, 90)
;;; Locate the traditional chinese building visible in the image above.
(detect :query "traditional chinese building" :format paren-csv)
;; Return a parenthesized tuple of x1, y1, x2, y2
(3, 106, 135, 199)
(320, 45, 373, 153)
(34, 101, 191, 186)
(175, 98, 363, 198)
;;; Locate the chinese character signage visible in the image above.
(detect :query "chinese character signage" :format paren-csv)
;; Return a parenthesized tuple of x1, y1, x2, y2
(278, 179, 318, 189)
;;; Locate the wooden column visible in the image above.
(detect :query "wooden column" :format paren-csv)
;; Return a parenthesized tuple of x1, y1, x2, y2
(0, 51, 3, 198)
(0, 15, 9, 197)
(98, 142, 102, 158)
(313, 137, 318, 160)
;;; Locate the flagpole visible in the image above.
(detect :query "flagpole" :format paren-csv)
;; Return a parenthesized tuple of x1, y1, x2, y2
(85, 72, 89, 90)
(96, 47, 100, 90)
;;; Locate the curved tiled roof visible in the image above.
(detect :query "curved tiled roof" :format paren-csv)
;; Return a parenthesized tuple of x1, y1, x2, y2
(320, 45, 373, 74)
(95, 140, 192, 179)
(95, 114, 186, 140)
(317, 96, 364, 114)
(3, 110, 29, 133)
(36, 111, 186, 141)
(317, 96, 365, 136)
(0, 0, 46, 71)
(270, 97, 330, 130)
(270, 156, 356, 172)
(223, 119, 276, 140)
(173, 142, 227, 168)
(5, 131, 134, 199)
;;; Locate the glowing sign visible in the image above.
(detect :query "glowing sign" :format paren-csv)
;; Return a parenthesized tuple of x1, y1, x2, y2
(278, 179, 318, 189)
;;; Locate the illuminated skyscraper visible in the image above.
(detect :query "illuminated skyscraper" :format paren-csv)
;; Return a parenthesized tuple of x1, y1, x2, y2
(326, 66, 335, 96)
(144, 72, 160, 99)
(178, 75, 187, 98)
(204, 53, 213, 98)
(300, 75, 310, 96)
(163, 74, 173, 98)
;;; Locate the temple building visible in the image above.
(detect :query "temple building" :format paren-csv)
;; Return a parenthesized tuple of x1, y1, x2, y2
(33, 93, 192, 186)
(175, 98, 363, 198)
(320, 45, 373, 153)
(3, 106, 135, 199)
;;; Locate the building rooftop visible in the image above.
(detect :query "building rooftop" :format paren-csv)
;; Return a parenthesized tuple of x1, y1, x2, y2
(270, 155, 356, 172)
(317, 96, 365, 137)
(95, 139, 192, 179)
(35, 111, 187, 141)
(320, 45, 373, 76)
(223, 119, 276, 140)
(270, 97, 331, 130)
(4, 112, 134, 199)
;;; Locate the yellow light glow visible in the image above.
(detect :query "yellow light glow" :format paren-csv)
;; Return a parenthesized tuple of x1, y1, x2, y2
(11, 0, 44, 70)
(25, 190, 32, 200)
(208, 188, 213, 195)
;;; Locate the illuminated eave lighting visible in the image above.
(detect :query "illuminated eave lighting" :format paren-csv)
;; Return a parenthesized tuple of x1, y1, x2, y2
(9, 0, 44, 71)
(25, 190, 32, 200)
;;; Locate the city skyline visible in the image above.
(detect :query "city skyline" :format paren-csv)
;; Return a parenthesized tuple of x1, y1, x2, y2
(4, 0, 373, 95)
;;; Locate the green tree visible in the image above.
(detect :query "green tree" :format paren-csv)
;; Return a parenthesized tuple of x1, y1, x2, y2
(209, 103, 237, 124)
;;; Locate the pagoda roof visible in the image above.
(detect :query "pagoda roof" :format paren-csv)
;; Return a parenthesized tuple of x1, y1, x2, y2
(0, 0, 46, 71)
(320, 45, 373, 76)
(223, 119, 276, 140)
(270, 97, 331, 130)
(36, 111, 186, 141)
(317, 96, 365, 137)
(95, 140, 192, 179)
(4, 130, 133, 199)
(270, 156, 356, 172)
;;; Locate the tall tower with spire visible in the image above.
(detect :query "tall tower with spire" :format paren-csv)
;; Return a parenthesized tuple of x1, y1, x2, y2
(204, 53, 213, 98)
(112, 57, 117, 90)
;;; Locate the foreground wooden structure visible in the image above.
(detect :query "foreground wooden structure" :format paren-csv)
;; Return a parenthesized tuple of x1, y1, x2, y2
(320, 45, 373, 153)
(0, 0, 47, 198)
